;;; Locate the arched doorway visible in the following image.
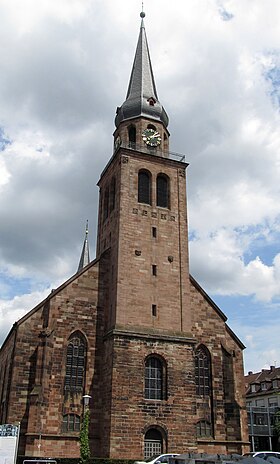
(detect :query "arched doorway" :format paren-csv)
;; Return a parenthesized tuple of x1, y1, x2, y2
(144, 428, 163, 459)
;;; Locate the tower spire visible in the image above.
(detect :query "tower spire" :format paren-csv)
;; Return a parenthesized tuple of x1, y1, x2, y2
(115, 10, 169, 128)
(77, 220, 90, 273)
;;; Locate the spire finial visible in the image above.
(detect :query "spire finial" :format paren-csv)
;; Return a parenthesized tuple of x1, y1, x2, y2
(140, 2, 145, 25)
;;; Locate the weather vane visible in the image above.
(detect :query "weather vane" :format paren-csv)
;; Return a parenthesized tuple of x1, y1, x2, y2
(140, 1, 145, 18)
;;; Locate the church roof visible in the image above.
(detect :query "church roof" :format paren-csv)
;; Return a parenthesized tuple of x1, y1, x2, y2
(115, 11, 169, 129)
(77, 221, 90, 272)
(0, 263, 244, 352)
(189, 275, 246, 350)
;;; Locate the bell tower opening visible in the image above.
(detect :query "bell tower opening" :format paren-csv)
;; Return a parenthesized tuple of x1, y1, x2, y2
(138, 169, 152, 205)
(128, 125, 136, 147)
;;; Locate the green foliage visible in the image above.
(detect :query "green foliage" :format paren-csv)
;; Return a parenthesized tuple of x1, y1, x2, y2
(80, 408, 91, 464)
(274, 410, 280, 437)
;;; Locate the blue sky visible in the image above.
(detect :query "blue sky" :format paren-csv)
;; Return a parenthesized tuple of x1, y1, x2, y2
(0, 0, 280, 374)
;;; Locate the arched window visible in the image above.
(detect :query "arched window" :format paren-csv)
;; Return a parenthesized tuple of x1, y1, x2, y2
(195, 345, 211, 396)
(103, 186, 109, 221)
(156, 174, 169, 208)
(138, 170, 151, 205)
(62, 414, 81, 432)
(110, 177, 116, 212)
(128, 125, 136, 147)
(196, 420, 212, 438)
(145, 356, 165, 400)
(144, 428, 163, 459)
(65, 332, 86, 393)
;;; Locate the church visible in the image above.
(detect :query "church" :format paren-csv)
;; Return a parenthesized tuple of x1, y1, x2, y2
(0, 12, 249, 459)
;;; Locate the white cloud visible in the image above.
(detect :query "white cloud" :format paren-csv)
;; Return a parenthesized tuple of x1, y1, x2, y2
(0, 158, 11, 188)
(0, 0, 280, 371)
(0, 289, 50, 345)
(233, 311, 280, 373)
(190, 228, 280, 302)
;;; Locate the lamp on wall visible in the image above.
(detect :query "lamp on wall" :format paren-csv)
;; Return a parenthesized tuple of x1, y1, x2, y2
(82, 394, 91, 409)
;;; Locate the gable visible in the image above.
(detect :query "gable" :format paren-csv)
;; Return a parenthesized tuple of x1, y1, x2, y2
(190, 274, 245, 350)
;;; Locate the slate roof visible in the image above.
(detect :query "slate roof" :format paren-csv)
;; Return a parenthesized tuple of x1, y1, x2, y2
(244, 366, 280, 395)
(115, 12, 169, 128)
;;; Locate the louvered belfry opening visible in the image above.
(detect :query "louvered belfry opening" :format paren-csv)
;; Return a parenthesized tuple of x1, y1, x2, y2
(138, 170, 151, 205)
(156, 174, 169, 208)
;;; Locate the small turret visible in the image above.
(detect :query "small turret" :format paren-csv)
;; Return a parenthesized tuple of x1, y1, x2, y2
(77, 221, 90, 273)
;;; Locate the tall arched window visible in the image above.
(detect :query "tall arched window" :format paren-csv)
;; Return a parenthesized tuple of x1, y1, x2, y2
(65, 332, 86, 393)
(156, 174, 169, 208)
(128, 125, 136, 147)
(145, 356, 165, 400)
(144, 428, 163, 459)
(110, 177, 116, 212)
(138, 170, 151, 205)
(195, 345, 211, 396)
(103, 186, 109, 221)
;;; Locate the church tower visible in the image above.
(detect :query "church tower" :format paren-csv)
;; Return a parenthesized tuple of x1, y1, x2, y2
(96, 12, 197, 458)
(96, 11, 191, 336)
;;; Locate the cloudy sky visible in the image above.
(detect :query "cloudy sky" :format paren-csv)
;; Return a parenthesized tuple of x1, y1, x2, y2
(0, 0, 280, 373)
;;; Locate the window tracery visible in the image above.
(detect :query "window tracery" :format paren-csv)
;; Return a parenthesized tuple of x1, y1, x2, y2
(64, 332, 86, 393)
(195, 345, 211, 396)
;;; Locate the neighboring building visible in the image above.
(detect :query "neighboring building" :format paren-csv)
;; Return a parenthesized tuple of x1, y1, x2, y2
(245, 366, 280, 451)
(0, 12, 249, 459)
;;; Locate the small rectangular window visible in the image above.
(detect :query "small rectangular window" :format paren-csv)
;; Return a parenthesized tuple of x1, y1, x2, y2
(152, 227, 157, 238)
(152, 265, 157, 276)
(269, 397, 278, 407)
(152, 305, 157, 316)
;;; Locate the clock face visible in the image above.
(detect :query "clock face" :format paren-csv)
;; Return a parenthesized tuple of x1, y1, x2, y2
(142, 128, 161, 147)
